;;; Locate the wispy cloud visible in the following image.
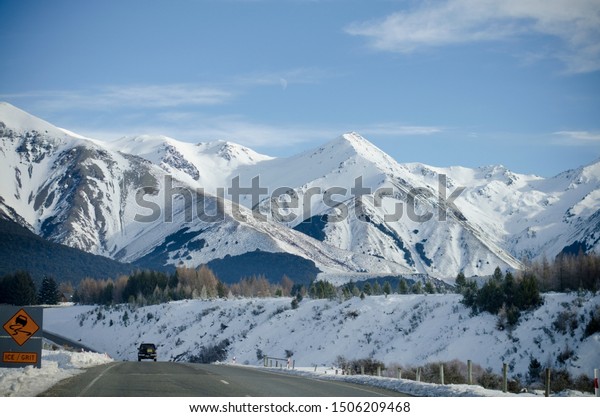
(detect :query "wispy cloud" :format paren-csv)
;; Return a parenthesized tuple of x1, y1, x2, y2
(1, 84, 233, 110)
(359, 123, 443, 137)
(553, 130, 600, 144)
(67, 112, 443, 149)
(346, 0, 600, 73)
(233, 67, 330, 88)
(0, 67, 331, 110)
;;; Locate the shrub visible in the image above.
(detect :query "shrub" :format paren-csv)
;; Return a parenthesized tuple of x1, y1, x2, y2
(421, 361, 466, 384)
(552, 310, 578, 335)
(527, 358, 542, 384)
(584, 306, 600, 337)
(550, 369, 572, 393)
(557, 344, 575, 365)
(573, 374, 594, 394)
(507, 379, 523, 393)
(188, 339, 230, 363)
(478, 367, 503, 390)
(343, 358, 385, 375)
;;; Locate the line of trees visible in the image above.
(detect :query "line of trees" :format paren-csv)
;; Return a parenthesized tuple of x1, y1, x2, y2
(3, 252, 597, 308)
(523, 252, 600, 292)
(72, 267, 296, 306)
(0, 272, 61, 305)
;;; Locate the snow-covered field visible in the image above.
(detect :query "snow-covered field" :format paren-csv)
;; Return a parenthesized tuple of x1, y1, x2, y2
(44, 292, 600, 389)
(0, 348, 113, 396)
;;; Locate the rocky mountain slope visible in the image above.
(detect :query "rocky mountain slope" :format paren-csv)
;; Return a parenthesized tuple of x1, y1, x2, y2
(1, 102, 598, 282)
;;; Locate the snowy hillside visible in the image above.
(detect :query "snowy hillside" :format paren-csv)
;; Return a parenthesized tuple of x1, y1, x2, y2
(1, 102, 599, 281)
(44, 293, 600, 383)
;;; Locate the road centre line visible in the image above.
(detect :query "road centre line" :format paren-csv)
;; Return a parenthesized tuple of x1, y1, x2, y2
(78, 362, 120, 396)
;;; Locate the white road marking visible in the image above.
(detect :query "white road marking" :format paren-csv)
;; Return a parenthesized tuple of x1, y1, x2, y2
(78, 362, 120, 396)
(220, 379, 230, 385)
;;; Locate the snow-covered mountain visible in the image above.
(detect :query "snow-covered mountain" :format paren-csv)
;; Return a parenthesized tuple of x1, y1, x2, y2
(0, 103, 410, 283)
(1, 102, 599, 282)
(98, 129, 600, 278)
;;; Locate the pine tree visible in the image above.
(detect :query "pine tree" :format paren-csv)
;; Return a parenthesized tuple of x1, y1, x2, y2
(461, 280, 479, 310)
(309, 280, 336, 299)
(38, 276, 61, 305)
(411, 281, 423, 294)
(216, 280, 228, 298)
(492, 266, 504, 282)
(503, 271, 516, 306)
(102, 281, 114, 305)
(516, 272, 542, 310)
(383, 281, 392, 296)
(362, 282, 372, 296)
(476, 279, 504, 314)
(2, 271, 37, 305)
(398, 279, 409, 294)
(455, 271, 467, 293)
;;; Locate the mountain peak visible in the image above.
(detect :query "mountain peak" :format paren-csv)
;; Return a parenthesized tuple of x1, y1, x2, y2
(0, 102, 59, 134)
(336, 131, 373, 148)
(0, 102, 97, 149)
(323, 132, 398, 170)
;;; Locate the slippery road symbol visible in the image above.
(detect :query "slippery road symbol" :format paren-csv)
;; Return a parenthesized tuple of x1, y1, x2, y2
(9, 315, 32, 336)
(3, 309, 40, 346)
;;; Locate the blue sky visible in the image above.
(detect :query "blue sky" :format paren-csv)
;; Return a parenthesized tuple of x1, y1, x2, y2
(1, 0, 599, 176)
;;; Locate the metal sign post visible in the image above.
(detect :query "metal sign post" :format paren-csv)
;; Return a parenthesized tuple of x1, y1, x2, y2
(0, 306, 43, 368)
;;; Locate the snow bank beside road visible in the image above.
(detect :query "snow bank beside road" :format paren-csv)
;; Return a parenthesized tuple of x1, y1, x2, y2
(261, 366, 593, 397)
(0, 348, 113, 396)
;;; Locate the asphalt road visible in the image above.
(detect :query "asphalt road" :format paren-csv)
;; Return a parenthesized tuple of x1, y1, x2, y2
(40, 361, 409, 397)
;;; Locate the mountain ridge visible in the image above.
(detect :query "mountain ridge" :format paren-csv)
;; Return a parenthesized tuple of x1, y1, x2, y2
(1, 103, 598, 282)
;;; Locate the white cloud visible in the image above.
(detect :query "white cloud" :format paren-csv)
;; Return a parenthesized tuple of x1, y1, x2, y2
(346, 0, 600, 73)
(553, 130, 600, 143)
(232, 67, 330, 88)
(1, 68, 328, 111)
(101, 85, 232, 107)
(67, 113, 442, 150)
(1, 84, 233, 110)
(359, 123, 443, 137)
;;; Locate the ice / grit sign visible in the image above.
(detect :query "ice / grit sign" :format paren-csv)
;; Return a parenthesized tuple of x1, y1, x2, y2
(3, 351, 38, 364)
(0, 306, 43, 368)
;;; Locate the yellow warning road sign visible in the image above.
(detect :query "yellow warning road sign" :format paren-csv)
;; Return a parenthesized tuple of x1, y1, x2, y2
(2, 309, 40, 346)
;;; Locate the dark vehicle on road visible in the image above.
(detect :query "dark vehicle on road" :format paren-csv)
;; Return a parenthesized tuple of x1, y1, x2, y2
(138, 343, 157, 361)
